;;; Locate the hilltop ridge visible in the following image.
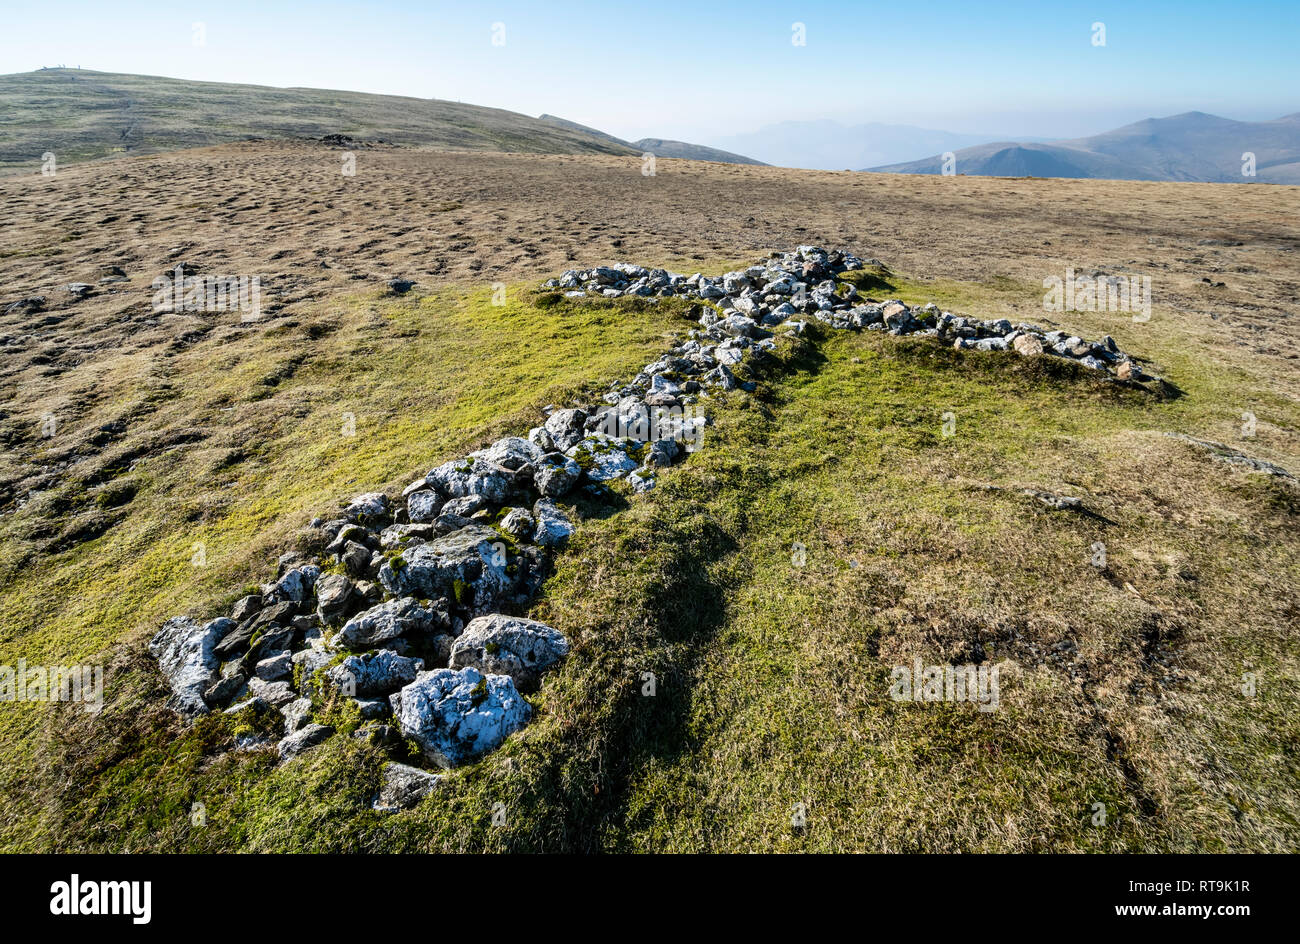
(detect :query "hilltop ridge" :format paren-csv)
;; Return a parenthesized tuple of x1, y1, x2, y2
(0, 69, 639, 169)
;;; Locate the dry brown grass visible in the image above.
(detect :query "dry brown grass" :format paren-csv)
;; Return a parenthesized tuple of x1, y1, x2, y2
(4, 140, 1297, 516)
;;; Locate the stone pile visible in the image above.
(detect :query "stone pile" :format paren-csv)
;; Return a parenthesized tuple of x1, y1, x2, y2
(150, 247, 1155, 807)
(546, 246, 1151, 383)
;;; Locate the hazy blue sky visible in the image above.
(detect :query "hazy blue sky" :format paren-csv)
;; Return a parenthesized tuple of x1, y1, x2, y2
(3, 0, 1296, 142)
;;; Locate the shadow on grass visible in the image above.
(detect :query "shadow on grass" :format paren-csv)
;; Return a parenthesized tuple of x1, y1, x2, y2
(501, 503, 737, 852)
(493, 333, 834, 850)
(837, 265, 897, 297)
(887, 336, 1179, 402)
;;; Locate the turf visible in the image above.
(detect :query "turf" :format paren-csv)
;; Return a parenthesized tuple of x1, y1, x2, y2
(4, 268, 1295, 852)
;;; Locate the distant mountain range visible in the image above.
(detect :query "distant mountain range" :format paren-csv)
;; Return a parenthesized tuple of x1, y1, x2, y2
(706, 119, 1044, 171)
(538, 115, 764, 165)
(869, 112, 1300, 183)
(4, 71, 1292, 183)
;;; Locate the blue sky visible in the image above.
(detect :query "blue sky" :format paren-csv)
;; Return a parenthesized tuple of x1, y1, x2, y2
(3, 0, 1296, 142)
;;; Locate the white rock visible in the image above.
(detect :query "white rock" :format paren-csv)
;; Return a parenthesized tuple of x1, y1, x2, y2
(149, 616, 235, 714)
(255, 650, 293, 681)
(403, 478, 431, 498)
(291, 648, 335, 698)
(281, 697, 313, 734)
(327, 649, 424, 697)
(470, 436, 545, 471)
(315, 573, 353, 621)
(534, 454, 581, 497)
(391, 667, 531, 768)
(267, 566, 318, 604)
(377, 525, 517, 611)
(425, 457, 512, 503)
(450, 614, 569, 690)
(499, 507, 536, 542)
(565, 436, 639, 482)
(345, 492, 390, 522)
(628, 470, 656, 492)
(406, 490, 444, 523)
(335, 597, 443, 650)
(527, 426, 555, 452)
(543, 409, 588, 451)
(532, 498, 574, 547)
(247, 676, 296, 707)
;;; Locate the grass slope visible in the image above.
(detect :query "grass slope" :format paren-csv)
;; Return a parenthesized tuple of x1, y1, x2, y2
(0, 284, 688, 850)
(0, 69, 638, 171)
(1, 268, 1296, 852)
(631, 139, 767, 166)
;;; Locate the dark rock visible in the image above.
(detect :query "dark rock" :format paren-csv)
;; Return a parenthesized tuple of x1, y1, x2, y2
(278, 723, 334, 760)
(202, 672, 246, 708)
(373, 762, 443, 811)
(230, 594, 263, 622)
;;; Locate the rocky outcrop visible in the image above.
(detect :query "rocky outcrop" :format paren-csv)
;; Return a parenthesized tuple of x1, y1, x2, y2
(378, 525, 519, 612)
(545, 247, 1156, 385)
